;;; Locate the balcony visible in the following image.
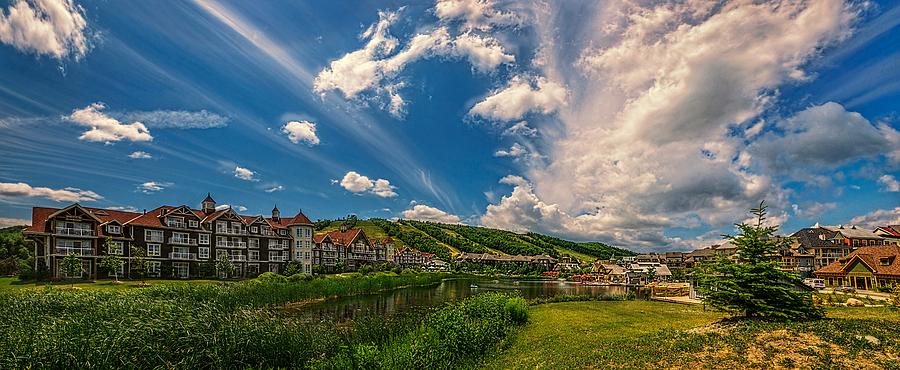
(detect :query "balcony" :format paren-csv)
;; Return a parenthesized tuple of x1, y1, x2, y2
(169, 252, 197, 260)
(268, 243, 285, 250)
(818, 253, 845, 258)
(168, 237, 197, 246)
(55, 228, 95, 237)
(216, 228, 247, 236)
(248, 254, 260, 262)
(166, 221, 187, 229)
(55, 246, 94, 256)
(217, 240, 246, 249)
(229, 255, 247, 262)
(268, 255, 287, 262)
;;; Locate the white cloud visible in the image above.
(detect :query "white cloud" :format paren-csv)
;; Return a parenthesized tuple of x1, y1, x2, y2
(66, 103, 153, 143)
(114, 110, 228, 129)
(265, 185, 284, 193)
(477, 1, 859, 249)
(0, 217, 30, 227)
(233, 166, 256, 181)
(339, 171, 397, 197)
(0, 181, 102, 202)
(791, 202, 838, 218)
(468, 76, 567, 122)
(434, 0, 519, 31)
(402, 204, 461, 223)
(0, 0, 89, 59)
(128, 151, 152, 159)
(281, 120, 320, 145)
(750, 102, 897, 173)
(314, 8, 514, 116)
(849, 207, 900, 229)
(879, 175, 900, 192)
(502, 121, 537, 137)
(137, 181, 170, 194)
(107, 206, 138, 212)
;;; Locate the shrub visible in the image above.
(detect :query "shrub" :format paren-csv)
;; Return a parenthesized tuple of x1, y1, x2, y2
(505, 297, 528, 324)
(287, 273, 314, 282)
(359, 265, 373, 275)
(255, 272, 288, 284)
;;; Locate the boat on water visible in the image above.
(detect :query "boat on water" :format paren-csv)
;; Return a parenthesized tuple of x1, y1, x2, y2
(470, 284, 479, 289)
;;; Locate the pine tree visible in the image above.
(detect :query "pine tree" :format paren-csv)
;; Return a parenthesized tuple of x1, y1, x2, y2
(697, 201, 823, 320)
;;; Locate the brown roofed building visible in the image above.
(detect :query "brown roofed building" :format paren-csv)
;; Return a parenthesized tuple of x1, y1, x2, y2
(815, 245, 900, 291)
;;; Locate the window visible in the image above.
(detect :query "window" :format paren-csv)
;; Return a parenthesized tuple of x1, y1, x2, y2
(109, 241, 124, 255)
(280, 229, 286, 236)
(147, 244, 161, 256)
(881, 258, 892, 266)
(148, 261, 161, 276)
(166, 216, 185, 228)
(107, 224, 121, 234)
(249, 250, 259, 261)
(216, 221, 227, 233)
(249, 238, 259, 249)
(251, 226, 258, 233)
(145, 229, 164, 243)
(189, 220, 199, 228)
(296, 228, 302, 237)
(305, 252, 310, 259)
(199, 247, 210, 259)
(199, 234, 209, 245)
(296, 240, 302, 248)
(173, 262, 189, 278)
(269, 251, 281, 261)
(269, 264, 278, 273)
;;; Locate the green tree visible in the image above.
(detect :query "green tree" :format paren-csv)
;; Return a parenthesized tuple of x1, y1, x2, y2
(283, 261, 301, 276)
(646, 266, 657, 283)
(697, 201, 823, 320)
(215, 253, 235, 279)
(98, 237, 124, 281)
(60, 253, 84, 287)
(129, 246, 149, 284)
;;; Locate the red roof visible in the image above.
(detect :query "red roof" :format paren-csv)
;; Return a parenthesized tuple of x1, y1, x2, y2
(319, 228, 364, 246)
(25, 205, 143, 234)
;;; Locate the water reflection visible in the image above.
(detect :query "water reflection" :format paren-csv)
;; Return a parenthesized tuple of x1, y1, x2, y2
(290, 278, 644, 323)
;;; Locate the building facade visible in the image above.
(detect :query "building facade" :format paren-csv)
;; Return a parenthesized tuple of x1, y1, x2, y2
(310, 227, 394, 272)
(24, 194, 313, 279)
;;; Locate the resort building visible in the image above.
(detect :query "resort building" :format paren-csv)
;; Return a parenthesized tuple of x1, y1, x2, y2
(23, 194, 314, 279)
(456, 252, 557, 270)
(874, 225, 900, 245)
(394, 246, 433, 268)
(815, 245, 900, 291)
(311, 227, 394, 272)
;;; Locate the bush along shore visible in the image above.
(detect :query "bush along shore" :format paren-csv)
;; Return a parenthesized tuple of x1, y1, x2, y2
(0, 272, 526, 369)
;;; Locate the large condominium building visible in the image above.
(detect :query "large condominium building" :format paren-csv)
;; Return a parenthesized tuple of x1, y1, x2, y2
(23, 194, 314, 279)
(311, 226, 394, 272)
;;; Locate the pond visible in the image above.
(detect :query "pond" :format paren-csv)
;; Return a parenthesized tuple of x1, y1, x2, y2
(290, 278, 646, 322)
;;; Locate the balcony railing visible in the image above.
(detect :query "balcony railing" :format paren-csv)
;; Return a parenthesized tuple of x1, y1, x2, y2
(216, 228, 247, 235)
(217, 240, 246, 248)
(55, 246, 94, 256)
(229, 255, 247, 262)
(248, 254, 260, 261)
(818, 253, 845, 258)
(268, 255, 287, 262)
(166, 221, 187, 229)
(268, 243, 285, 250)
(169, 237, 197, 246)
(55, 228, 95, 236)
(169, 252, 197, 260)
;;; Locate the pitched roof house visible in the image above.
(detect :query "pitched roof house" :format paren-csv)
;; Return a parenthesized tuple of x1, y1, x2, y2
(815, 245, 900, 291)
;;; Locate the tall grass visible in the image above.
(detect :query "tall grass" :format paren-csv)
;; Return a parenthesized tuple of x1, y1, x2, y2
(0, 273, 525, 369)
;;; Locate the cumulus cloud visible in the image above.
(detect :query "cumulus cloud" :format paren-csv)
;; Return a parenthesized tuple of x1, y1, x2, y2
(233, 166, 256, 181)
(502, 121, 537, 137)
(849, 207, 900, 229)
(478, 1, 860, 249)
(215, 204, 247, 212)
(0, 181, 102, 202)
(66, 103, 153, 143)
(878, 175, 900, 192)
(137, 181, 170, 194)
(114, 110, 229, 129)
(314, 7, 514, 116)
(0, 0, 89, 60)
(468, 76, 567, 122)
(339, 171, 397, 197)
(281, 120, 320, 145)
(434, 0, 519, 31)
(750, 102, 897, 173)
(402, 204, 461, 223)
(791, 202, 838, 218)
(128, 151, 152, 159)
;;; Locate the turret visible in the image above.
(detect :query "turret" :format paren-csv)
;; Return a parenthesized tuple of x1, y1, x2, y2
(202, 193, 216, 214)
(272, 204, 281, 222)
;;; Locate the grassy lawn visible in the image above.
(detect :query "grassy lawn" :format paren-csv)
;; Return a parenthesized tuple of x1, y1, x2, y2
(0, 276, 226, 292)
(484, 301, 900, 369)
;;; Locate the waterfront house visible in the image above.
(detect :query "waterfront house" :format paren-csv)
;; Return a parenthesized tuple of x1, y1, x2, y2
(394, 246, 433, 268)
(815, 245, 900, 291)
(874, 225, 900, 245)
(24, 194, 312, 279)
(312, 227, 394, 272)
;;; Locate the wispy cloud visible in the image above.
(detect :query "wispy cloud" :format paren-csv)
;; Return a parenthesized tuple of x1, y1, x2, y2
(0, 217, 30, 227)
(137, 181, 171, 194)
(0, 181, 102, 202)
(264, 185, 284, 193)
(128, 151, 152, 159)
(113, 110, 229, 129)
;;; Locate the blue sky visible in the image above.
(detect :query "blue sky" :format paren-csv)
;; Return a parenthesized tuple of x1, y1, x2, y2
(0, 0, 897, 251)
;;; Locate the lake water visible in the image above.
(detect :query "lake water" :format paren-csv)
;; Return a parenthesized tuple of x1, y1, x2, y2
(290, 278, 646, 322)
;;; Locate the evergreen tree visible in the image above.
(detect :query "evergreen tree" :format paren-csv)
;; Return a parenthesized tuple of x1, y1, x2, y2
(697, 201, 823, 320)
(215, 253, 235, 279)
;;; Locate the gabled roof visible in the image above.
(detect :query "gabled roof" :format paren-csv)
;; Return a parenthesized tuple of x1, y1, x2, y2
(822, 225, 883, 240)
(25, 205, 143, 234)
(791, 227, 844, 248)
(817, 245, 900, 277)
(313, 233, 332, 244)
(203, 193, 216, 203)
(875, 225, 900, 237)
(320, 228, 365, 246)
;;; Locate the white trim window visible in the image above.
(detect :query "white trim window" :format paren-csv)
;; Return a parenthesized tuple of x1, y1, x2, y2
(148, 261, 161, 276)
(268, 251, 281, 262)
(199, 247, 210, 259)
(107, 224, 121, 234)
(173, 262, 189, 278)
(249, 238, 259, 249)
(251, 226, 258, 233)
(269, 264, 278, 273)
(145, 229, 164, 243)
(189, 219, 199, 228)
(110, 241, 124, 255)
(249, 250, 259, 261)
(199, 234, 209, 245)
(147, 244, 161, 257)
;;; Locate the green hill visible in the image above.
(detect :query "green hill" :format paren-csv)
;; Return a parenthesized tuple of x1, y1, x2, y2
(355, 218, 635, 264)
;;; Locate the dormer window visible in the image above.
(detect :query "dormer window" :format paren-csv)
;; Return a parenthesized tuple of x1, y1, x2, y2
(280, 229, 286, 236)
(107, 224, 121, 234)
(251, 226, 258, 233)
(881, 257, 893, 266)
(189, 220, 199, 228)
